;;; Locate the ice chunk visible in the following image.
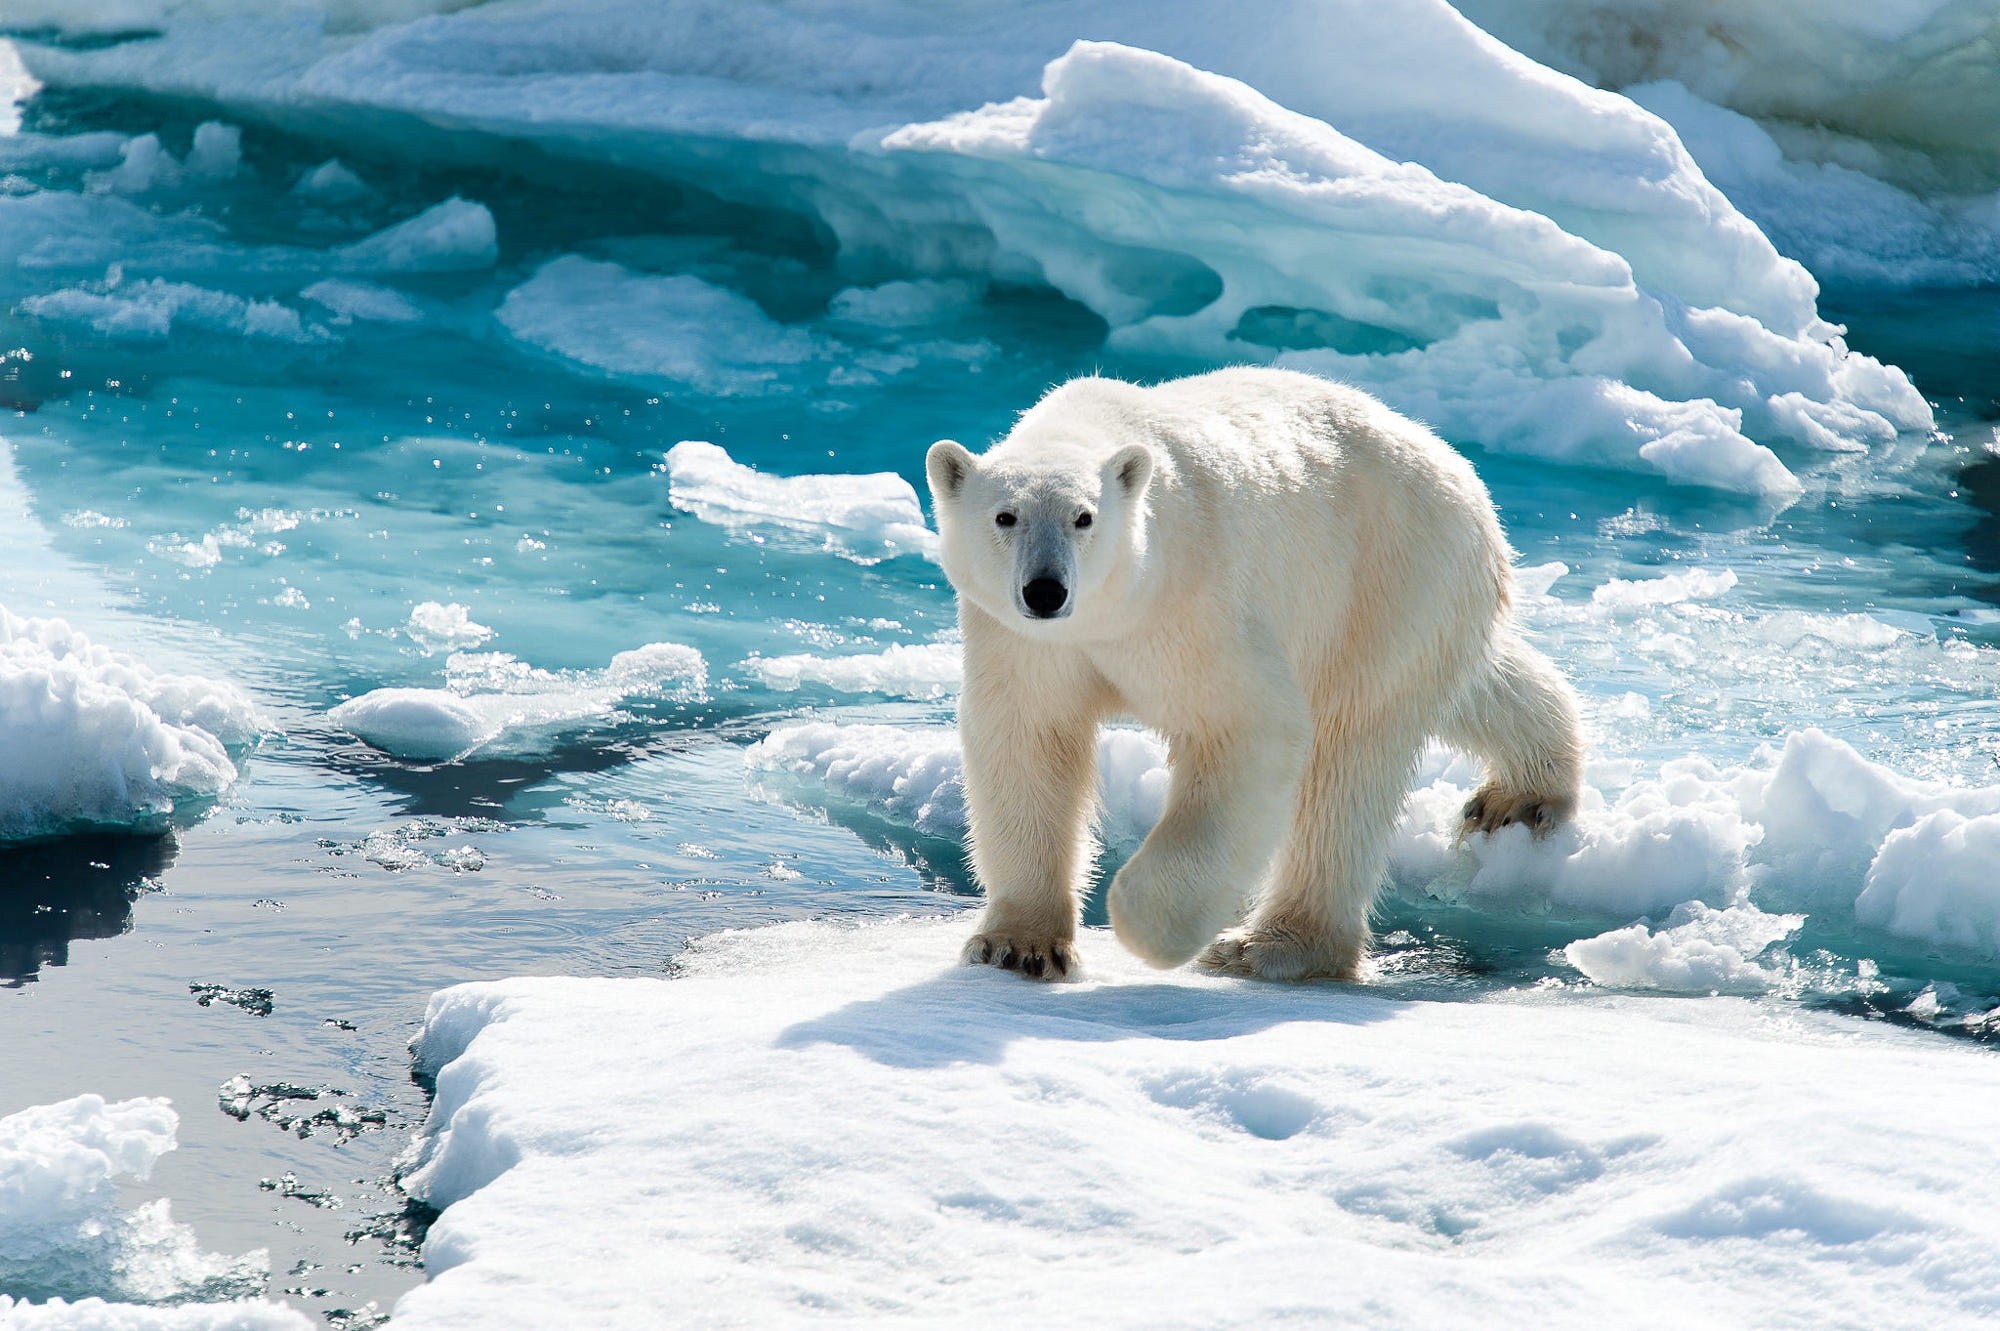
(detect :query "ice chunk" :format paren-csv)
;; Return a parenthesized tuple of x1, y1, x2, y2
(405, 600, 493, 655)
(825, 279, 978, 328)
(0, 606, 260, 843)
(330, 641, 706, 762)
(390, 917, 2000, 1329)
(0, 1095, 277, 1308)
(292, 157, 370, 202)
(741, 642, 961, 698)
(663, 440, 937, 564)
(1856, 810, 2000, 955)
(336, 197, 496, 272)
(497, 257, 824, 394)
(21, 279, 325, 344)
(1564, 901, 1804, 992)
(300, 277, 421, 324)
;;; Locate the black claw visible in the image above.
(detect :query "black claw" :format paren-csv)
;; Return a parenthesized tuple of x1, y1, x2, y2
(1021, 952, 1046, 979)
(1050, 950, 1069, 978)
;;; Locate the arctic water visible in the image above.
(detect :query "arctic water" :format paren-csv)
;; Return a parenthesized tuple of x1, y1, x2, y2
(3, 20, 2000, 1329)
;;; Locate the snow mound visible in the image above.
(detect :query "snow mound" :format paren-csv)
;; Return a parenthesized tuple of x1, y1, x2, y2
(330, 642, 706, 762)
(0, 606, 261, 843)
(391, 916, 2000, 1330)
(663, 440, 938, 565)
(0, 1095, 283, 1312)
(748, 715, 2000, 959)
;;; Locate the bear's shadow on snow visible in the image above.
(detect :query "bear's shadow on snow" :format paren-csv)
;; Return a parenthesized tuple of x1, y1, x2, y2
(776, 965, 1398, 1068)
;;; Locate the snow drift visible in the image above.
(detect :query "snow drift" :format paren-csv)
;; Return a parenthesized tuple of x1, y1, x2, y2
(390, 917, 2000, 1329)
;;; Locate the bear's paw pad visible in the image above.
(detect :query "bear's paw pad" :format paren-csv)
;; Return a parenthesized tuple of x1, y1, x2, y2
(1196, 927, 1363, 983)
(963, 931, 1079, 981)
(1459, 784, 1573, 840)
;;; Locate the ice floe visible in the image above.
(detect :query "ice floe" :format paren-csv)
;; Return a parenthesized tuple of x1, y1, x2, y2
(662, 440, 938, 564)
(0, 605, 260, 843)
(389, 917, 2000, 1329)
(330, 641, 706, 762)
(0, 1095, 294, 1322)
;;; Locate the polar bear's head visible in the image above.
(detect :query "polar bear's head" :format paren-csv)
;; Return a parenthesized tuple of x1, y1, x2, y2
(925, 434, 1155, 634)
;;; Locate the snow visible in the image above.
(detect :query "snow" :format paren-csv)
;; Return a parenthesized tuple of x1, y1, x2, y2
(330, 641, 706, 762)
(0, 1095, 300, 1325)
(389, 916, 2000, 1329)
(662, 441, 939, 565)
(7, 1, 1934, 496)
(0, 605, 261, 843)
(300, 278, 421, 324)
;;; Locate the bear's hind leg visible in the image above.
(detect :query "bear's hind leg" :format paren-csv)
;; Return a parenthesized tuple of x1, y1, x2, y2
(1444, 628, 1583, 839)
(1198, 714, 1420, 982)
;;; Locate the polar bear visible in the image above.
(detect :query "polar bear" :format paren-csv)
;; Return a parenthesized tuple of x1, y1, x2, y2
(925, 367, 1583, 982)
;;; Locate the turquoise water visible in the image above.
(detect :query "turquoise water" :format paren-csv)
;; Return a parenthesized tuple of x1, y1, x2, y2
(4, 80, 2000, 1324)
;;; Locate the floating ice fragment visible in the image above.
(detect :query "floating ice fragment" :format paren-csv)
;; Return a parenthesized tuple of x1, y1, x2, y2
(497, 257, 825, 394)
(0, 1095, 274, 1307)
(293, 157, 370, 202)
(1588, 567, 1737, 611)
(1564, 901, 1803, 992)
(405, 601, 493, 655)
(337, 197, 496, 272)
(301, 278, 422, 324)
(0, 605, 260, 843)
(330, 640, 706, 761)
(22, 279, 325, 344)
(742, 642, 962, 698)
(664, 440, 937, 564)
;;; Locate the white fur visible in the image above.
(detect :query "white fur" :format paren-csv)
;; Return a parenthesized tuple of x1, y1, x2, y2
(927, 367, 1583, 982)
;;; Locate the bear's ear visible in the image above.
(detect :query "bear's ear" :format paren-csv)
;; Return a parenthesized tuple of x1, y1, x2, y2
(926, 439, 976, 501)
(1106, 443, 1154, 499)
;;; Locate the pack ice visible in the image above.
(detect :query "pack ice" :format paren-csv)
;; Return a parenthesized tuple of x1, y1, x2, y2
(10, 0, 1936, 501)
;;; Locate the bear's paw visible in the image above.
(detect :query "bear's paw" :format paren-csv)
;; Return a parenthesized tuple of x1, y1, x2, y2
(962, 930, 1080, 981)
(1197, 925, 1365, 983)
(1459, 783, 1574, 840)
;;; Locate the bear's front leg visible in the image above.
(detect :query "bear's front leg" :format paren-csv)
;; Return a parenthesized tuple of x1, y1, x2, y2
(956, 613, 1110, 981)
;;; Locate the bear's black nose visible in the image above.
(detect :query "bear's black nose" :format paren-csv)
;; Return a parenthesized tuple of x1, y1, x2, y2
(1022, 578, 1069, 618)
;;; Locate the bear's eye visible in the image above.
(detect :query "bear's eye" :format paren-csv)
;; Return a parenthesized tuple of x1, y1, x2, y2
(995, 511, 1017, 528)
(1075, 511, 1094, 530)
